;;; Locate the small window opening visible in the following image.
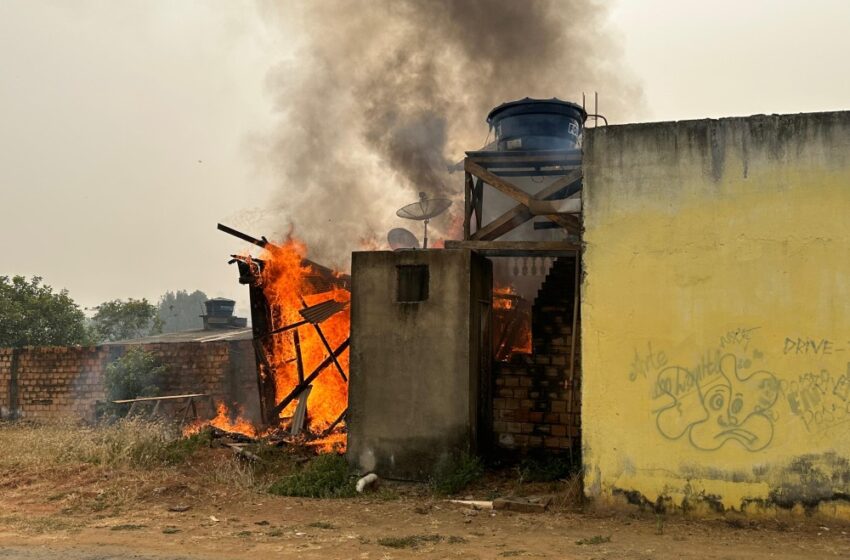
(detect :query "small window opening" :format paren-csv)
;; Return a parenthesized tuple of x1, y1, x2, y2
(396, 265, 429, 302)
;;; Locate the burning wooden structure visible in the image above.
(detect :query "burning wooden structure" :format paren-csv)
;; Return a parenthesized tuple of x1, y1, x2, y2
(217, 223, 351, 450)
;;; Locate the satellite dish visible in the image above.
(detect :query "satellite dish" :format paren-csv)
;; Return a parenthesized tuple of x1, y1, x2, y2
(395, 192, 453, 248)
(388, 228, 420, 250)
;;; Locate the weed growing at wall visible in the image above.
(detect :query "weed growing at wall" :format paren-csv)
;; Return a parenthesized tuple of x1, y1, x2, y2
(517, 453, 573, 483)
(430, 452, 483, 495)
(268, 453, 355, 498)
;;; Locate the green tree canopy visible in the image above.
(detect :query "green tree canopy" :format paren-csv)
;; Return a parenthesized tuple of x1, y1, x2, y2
(0, 275, 91, 347)
(157, 289, 208, 333)
(101, 347, 167, 417)
(91, 298, 163, 342)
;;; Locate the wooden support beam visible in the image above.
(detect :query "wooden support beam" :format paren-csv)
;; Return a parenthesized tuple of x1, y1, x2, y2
(464, 159, 531, 207)
(179, 397, 193, 427)
(444, 240, 581, 256)
(473, 178, 484, 231)
(271, 338, 350, 417)
(472, 169, 582, 241)
(294, 329, 305, 384)
(300, 296, 348, 382)
(546, 213, 581, 235)
(112, 393, 207, 404)
(463, 171, 472, 240)
(312, 323, 348, 382)
(465, 149, 582, 168)
(264, 319, 308, 338)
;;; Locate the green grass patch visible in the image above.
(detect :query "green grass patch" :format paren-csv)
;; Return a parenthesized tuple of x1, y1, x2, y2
(447, 536, 467, 544)
(575, 535, 611, 545)
(110, 523, 146, 531)
(430, 452, 483, 495)
(378, 534, 443, 549)
(517, 455, 572, 483)
(268, 454, 355, 498)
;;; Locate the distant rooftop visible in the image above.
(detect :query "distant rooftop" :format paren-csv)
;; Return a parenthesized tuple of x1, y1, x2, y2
(103, 327, 253, 345)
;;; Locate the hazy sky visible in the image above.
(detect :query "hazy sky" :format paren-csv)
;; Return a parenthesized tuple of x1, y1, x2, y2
(2, 0, 848, 316)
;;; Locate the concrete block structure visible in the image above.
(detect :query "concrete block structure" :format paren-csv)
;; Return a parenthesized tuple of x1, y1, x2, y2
(347, 249, 492, 480)
(582, 111, 850, 516)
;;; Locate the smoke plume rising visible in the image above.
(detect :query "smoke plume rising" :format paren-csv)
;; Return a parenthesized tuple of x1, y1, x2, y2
(258, 0, 642, 267)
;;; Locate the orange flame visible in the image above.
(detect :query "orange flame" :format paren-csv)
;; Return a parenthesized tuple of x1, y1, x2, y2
(260, 238, 350, 442)
(492, 283, 532, 359)
(182, 401, 259, 438)
(493, 285, 518, 310)
(210, 401, 259, 437)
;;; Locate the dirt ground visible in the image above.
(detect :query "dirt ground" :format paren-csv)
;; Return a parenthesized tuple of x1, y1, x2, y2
(2, 461, 850, 560)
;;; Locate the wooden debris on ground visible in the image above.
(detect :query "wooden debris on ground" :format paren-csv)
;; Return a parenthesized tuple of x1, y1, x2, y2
(492, 495, 553, 513)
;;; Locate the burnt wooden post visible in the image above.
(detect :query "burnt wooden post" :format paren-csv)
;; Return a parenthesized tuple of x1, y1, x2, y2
(464, 171, 473, 240)
(248, 283, 279, 426)
(293, 329, 305, 384)
(474, 178, 484, 231)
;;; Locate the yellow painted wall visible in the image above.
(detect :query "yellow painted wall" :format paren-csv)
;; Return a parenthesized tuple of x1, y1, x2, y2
(581, 112, 850, 516)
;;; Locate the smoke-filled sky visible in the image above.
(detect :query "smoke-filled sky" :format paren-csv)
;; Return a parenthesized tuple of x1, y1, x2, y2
(2, 0, 849, 317)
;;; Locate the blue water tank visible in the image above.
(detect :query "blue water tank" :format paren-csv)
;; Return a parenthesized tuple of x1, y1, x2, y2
(487, 98, 587, 151)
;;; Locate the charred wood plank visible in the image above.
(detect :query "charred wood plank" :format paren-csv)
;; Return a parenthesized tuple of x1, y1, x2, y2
(294, 329, 305, 384)
(271, 338, 350, 417)
(217, 223, 269, 248)
(264, 319, 308, 337)
(464, 172, 473, 239)
(444, 240, 580, 256)
(321, 409, 347, 437)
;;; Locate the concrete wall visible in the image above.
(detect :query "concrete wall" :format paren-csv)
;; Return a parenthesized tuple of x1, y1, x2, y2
(348, 249, 491, 480)
(582, 111, 850, 517)
(0, 340, 260, 423)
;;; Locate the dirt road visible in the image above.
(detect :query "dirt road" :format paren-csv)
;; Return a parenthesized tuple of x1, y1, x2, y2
(0, 423, 847, 560)
(2, 493, 849, 559)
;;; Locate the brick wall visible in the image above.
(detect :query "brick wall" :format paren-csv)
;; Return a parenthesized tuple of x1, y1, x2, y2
(0, 340, 260, 423)
(492, 257, 581, 455)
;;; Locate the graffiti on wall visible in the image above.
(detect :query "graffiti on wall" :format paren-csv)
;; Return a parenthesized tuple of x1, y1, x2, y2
(631, 328, 850, 451)
(783, 366, 850, 433)
(653, 353, 779, 451)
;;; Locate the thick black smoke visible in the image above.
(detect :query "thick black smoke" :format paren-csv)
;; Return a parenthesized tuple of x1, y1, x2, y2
(259, 0, 642, 266)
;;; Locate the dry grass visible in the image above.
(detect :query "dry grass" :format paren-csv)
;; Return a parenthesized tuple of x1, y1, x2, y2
(0, 419, 268, 522)
(0, 418, 201, 469)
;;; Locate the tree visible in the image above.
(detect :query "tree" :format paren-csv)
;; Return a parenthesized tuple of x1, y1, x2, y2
(91, 298, 163, 342)
(0, 275, 91, 347)
(157, 289, 208, 333)
(102, 347, 167, 417)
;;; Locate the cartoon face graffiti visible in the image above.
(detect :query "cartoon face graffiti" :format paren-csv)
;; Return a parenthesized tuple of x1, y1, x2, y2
(655, 354, 779, 451)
